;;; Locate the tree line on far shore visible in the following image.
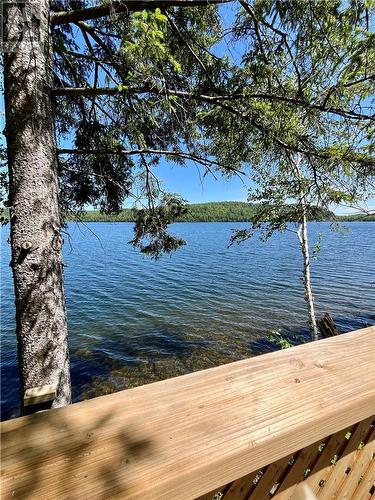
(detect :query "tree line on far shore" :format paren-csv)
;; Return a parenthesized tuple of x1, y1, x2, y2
(65, 202, 374, 223)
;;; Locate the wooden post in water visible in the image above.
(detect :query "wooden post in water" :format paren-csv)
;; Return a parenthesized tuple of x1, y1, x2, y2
(317, 312, 340, 338)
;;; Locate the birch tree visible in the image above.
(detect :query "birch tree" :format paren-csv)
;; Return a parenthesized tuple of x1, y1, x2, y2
(204, 0, 374, 339)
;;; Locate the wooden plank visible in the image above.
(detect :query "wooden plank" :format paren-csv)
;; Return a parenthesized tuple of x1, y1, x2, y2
(315, 417, 373, 498)
(1, 326, 375, 500)
(232, 422, 374, 500)
(302, 425, 355, 496)
(350, 455, 375, 500)
(273, 440, 323, 499)
(196, 483, 232, 500)
(247, 454, 294, 499)
(23, 384, 57, 407)
(223, 469, 260, 499)
(341, 425, 375, 499)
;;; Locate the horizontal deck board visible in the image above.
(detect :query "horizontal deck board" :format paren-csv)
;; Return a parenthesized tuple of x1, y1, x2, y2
(1, 326, 375, 499)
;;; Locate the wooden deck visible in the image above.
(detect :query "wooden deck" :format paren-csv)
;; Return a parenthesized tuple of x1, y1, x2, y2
(198, 416, 375, 499)
(1, 326, 375, 499)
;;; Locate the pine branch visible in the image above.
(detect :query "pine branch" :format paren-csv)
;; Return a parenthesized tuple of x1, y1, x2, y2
(51, 0, 231, 25)
(54, 88, 375, 165)
(57, 147, 229, 168)
(53, 86, 374, 121)
(58, 147, 247, 177)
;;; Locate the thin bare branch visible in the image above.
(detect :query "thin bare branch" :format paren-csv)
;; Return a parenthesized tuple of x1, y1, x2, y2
(51, 0, 231, 25)
(53, 86, 375, 121)
(57, 147, 244, 172)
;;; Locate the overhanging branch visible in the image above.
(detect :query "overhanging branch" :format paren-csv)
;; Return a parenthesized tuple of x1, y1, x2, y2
(54, 89, 375, 166)
(58, 147, 246, 177)
(51, 0, 231, 25)
(53, 86, 374, 121)
(57, 147, 237, 169)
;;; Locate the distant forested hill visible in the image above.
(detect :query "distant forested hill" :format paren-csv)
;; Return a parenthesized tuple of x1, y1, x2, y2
(67, 201, 334, 222)
(178, 202, 259, 221)
(3, 202, 373, 223)
(336, 213, 375, 222)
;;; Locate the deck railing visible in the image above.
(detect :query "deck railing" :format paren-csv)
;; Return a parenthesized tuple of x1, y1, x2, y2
(1, 326, 374, 499)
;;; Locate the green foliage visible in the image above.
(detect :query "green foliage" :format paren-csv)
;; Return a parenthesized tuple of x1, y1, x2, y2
(336, 213, 375, 222)
(266, 328, 307, 351)
(59, 121, 133, 214)
(213, 493, 223, 500)
(16, 0, 374, 254)
(313, 232, 323, 261)
(204, 0, 374, 208)
(51, 2, 229, 254)
(67, 201, 334, 223)
(130, 194, 187, 258)
(121, 9, 182, 82)
(267, 331, 293, 350)
(178, 201, 259, 222)
(318, 443, 326, 452)
(304, 468, 311, 478)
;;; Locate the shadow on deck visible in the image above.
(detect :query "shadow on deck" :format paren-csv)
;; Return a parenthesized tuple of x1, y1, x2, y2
(1, 326, 374, 499)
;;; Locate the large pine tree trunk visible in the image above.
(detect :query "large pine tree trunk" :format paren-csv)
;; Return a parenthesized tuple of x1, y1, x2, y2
(3, 0, 71, 413)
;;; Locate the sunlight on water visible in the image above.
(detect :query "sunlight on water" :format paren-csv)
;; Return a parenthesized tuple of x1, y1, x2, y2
(1, 222, 374, 419)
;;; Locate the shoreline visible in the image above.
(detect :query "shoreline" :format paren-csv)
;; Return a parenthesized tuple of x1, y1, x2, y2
(67, 216, 375, 223)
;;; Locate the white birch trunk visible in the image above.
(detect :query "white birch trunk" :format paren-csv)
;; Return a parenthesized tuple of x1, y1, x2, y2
(297, 215, 320, 341)
(294, 155, 320, 341)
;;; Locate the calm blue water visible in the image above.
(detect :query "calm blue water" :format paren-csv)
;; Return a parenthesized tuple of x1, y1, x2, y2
(1, 222, 374, 419)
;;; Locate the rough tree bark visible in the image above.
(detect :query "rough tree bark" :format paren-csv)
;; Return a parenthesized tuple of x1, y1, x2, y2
(3, 0, 71, 412)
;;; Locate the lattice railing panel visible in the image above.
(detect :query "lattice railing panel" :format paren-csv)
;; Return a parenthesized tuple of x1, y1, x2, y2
(197, 416, 375, 500)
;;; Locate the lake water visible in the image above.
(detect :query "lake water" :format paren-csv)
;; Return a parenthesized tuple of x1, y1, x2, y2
(1, 222, 374, 419)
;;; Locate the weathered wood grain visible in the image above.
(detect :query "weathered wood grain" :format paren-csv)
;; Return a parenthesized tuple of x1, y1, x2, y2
(1, 326, 375, 499)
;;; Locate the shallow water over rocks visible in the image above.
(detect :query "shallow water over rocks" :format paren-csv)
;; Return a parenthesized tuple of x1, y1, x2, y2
(1, 221, 374, 419)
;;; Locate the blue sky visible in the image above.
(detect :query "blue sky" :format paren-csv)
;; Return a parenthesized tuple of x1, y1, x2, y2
(1, 3, 373, 214)
(1, 101, 373, 212)
(146, 162, 249, 204)
(131, 161, 375, 213)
